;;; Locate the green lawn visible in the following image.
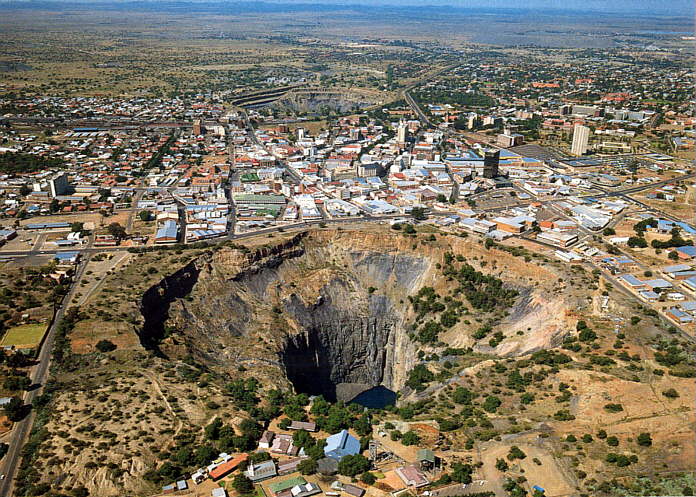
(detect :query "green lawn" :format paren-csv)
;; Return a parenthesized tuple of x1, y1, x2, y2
(0, 323, 48, 348)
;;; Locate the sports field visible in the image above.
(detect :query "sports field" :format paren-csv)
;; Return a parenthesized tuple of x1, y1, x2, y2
(0, 324, 48, 349)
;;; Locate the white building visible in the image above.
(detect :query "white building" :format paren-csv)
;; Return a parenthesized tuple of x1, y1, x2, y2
(571, 124, 590, 156)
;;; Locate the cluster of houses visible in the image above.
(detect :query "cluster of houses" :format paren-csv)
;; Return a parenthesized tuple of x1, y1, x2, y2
(160, 416, 437, 497)
(610, 261, 696, 324)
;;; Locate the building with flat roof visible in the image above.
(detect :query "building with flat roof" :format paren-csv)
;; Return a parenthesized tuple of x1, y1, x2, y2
(482, 149, 500, 179)
(571, 125, 590, 156)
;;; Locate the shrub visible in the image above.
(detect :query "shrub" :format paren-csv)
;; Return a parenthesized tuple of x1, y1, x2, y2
(337, 454, 370, 477)
(482, 395, 502, 413)
(95, 340, 117, 353)
(662, 388, 679, 398)
(298, 458, 317, 475)
(636, 432, 652, 447)
(507, 446, 526, 461)
(604, 403, 623, 413)
(232, 474, 254, 494)
(361, 472, 377, 485)
(553, 409, 575, 421)
(401, 431, 420, 446)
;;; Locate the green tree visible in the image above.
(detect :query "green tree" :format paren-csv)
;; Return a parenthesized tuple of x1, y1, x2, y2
(450, 462, 473, 484)
(662, 388, 679, 398)
(636, 432, 652, 447)
(107, 222, 127, 240)
(205, 418, 223, 440)
(298, 458, 318, 475)
(482, 395, 502, 413)
(411, 207, 427, 220)
(232, 473, 254, 494)
(452, 387, 474, 404)
(337, 454, 370, 477)
(495, 458, 509, 471)
(401, 431, 420, 446)
(507, 446, 526, 461)
(3, 397, 25, 422)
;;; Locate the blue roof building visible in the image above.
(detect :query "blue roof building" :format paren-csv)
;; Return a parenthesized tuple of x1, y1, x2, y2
(54, 252, 80, 264)
(677, 246, 696, 259)
(324, 430, 360, 461)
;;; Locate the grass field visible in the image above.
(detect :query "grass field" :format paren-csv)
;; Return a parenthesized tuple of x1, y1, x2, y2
(0, 323, 48, 348)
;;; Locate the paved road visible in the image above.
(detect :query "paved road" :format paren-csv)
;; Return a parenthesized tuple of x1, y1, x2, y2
(0, 256, 89, 497)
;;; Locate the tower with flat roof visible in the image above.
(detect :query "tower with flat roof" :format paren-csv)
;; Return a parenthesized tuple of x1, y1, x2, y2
(571, 124, 590, 156)
(483, 149, 500, 178)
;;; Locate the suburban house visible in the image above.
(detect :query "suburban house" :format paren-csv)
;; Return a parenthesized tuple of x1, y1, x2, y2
(395, 464, 430, 488)
(288, 420, 317, 432)
(259, 430, 275, 449)
(271, 433, 300, 456)
(343, 484, 365, 497)
(278, 457, 307, 475)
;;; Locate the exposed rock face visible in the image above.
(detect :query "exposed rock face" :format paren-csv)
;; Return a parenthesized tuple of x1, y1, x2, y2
(282, 291, 404, 402)
(139, 260, 200, 351)
(137, 231, 428, 400)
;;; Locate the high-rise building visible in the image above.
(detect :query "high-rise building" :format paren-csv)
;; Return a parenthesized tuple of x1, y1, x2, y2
(192, 119, 202, 136)
(49, 173, 69, 197)
(497, 133, 524, 148)
(571, 124, 590, 156)
(483, 149, 500, 179)
(397, 119, 408, 146)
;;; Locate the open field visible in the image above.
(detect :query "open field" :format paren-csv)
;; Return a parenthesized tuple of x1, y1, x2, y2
(0, 323, 48, 349)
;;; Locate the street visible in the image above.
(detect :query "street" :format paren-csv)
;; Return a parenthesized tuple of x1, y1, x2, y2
(0, 256, 90, 497)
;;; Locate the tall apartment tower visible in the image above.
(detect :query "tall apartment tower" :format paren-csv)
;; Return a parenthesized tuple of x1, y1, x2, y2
(483, 149, 500, 179)
(397, 119, 408, 146)
(571, 124, 590, 156)
(192, 119, 202, 136)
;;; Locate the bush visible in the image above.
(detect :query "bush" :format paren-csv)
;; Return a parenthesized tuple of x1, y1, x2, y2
(95, 340, 117, 353)
(405, 364, 434, 391)
(232, 474, 254, 494)
(507, 446, 526, 461)
(298, 458, 317, 475)
(606, 436, 619, 446)
(337, 454, 370, 477)
(604, 403, 623, 413)
(636, 432, 652, 447)
(553, 409, 575, 421)
(482, 395, 502, 413)
(401, 431, 420, 446)
(662, 388, 679, 398)
(361, 472, 377, 485)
